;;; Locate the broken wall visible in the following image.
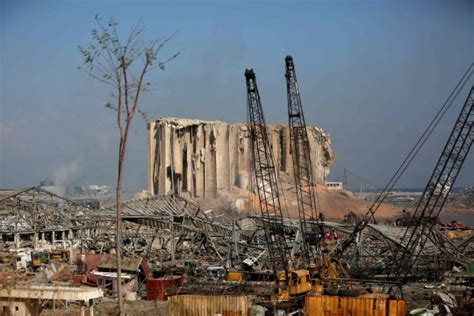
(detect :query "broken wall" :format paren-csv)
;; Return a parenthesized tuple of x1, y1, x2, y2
(147, 117, 335, 199)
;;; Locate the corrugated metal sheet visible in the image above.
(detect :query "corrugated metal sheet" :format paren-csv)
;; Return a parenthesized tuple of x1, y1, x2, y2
(77, 253, 103, 272)
(147, 276, 184, 301)
(168, 294, 249, 316)
(305, 294, 406, 316)
(97, 254, 142, 272)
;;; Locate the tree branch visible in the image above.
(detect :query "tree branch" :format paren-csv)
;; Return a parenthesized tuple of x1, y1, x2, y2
(121, 56, 131, 116)
(134, 61, 150, 114)
(116, 70, 123, 134)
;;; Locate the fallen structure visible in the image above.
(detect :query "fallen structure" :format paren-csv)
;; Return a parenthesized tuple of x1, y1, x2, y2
(1, 187, 471, 279)
(245, 215, 474, 280)
(0, 284, 103, 315)
(0, 186, 472, 314)
(0, 186, 112, 250)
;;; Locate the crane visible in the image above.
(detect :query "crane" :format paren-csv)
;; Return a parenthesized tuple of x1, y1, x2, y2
(245, 68, 291, 273)
(232, 68, 311, 305)
(391, 85, 473, 281)
(332, 85, 473, 283)
(284, 55, 321, 266)
(332, 65, 474, 264)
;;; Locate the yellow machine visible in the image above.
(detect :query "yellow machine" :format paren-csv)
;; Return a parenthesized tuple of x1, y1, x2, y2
(227, 271, 244, 282)
(31, 251, 49, 267)
(227, 268, 311, 303)
(50, 250, 69, 261)
(32, 250, 69, 268)
(315, 256, 350, 280)
(288, 269, 311, 296)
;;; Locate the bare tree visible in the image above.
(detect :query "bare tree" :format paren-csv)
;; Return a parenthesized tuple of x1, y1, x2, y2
(79, 16, 178, 313)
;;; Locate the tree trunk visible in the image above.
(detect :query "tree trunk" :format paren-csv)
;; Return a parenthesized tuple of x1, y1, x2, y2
(116, 137, 125, 314)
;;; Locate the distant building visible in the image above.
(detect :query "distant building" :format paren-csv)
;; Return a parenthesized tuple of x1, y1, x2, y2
(73, 185, 111, 196)
(83, 185, 111, 196)
(325, 181, 343, 191)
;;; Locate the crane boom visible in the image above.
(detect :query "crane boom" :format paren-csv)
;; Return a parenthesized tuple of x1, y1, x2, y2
(245, 69, 290, 273)
(393, 85, 473, 279)
(332, 66, 474, 262)
(284, 55, 320, 264)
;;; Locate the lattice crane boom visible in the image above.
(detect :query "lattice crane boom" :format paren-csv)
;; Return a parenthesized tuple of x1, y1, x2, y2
(245, 69, 290, 273)
(285, 55, 320, 264)
(394, 85, 473, 279)
(332, 71, 473, 263)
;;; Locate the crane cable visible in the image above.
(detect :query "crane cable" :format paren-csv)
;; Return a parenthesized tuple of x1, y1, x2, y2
(365, 63, 473, 221)
(334, 63, 473, 258)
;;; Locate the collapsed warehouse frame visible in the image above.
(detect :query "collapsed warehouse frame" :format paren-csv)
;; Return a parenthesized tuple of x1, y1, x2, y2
(2, 186, 470, 275)
(0, 186, 471, 314)
(0, 187, 265, 270)
(0, 187, 111, 250)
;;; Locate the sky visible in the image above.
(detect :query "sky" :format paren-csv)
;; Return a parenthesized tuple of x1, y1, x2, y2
(0, 0, 473, 192)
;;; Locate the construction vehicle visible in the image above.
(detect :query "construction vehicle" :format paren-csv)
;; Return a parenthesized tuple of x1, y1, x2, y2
(283, 56, 405, 314)
(31, 250, 49, 268)
(331, 80, 473, 286)
(285, 55, 349, 281)
(388, 85, 473, 284)
(285, 55, 320, 267)
(228, 69, 311, 307)
(50, 249, 70, 262)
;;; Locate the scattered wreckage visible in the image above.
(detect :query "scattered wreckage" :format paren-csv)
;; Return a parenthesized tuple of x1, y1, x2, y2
(0, 186, 472, 314)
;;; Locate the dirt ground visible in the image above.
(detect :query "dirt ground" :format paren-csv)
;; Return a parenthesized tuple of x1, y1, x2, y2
(198, 182, 403, 222)
(198, 175, 474, 224)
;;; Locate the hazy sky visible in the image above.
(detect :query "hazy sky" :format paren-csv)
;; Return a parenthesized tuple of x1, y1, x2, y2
(1, 0, 473, 192)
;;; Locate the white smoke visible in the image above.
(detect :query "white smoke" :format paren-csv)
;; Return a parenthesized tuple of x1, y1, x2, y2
(51, 159, 81, 196)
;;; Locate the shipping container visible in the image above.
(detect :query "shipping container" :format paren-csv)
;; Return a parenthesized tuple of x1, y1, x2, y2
(305, 294, 406, 316)
(168, 294, 250, 316)
(147, 276, 184, 301)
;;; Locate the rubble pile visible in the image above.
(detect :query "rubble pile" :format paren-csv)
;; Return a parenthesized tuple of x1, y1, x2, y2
(0, 187, 472, 314)
(448, 187, 474, 212)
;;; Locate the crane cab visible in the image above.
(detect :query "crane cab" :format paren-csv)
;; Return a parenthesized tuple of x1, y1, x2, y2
(288, 269, 311, 296)
(275, 269, 311, 302)
(228, 269, 311, 302)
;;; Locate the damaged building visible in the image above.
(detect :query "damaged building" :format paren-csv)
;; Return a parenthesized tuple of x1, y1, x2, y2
(147, 117, 335, 199)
